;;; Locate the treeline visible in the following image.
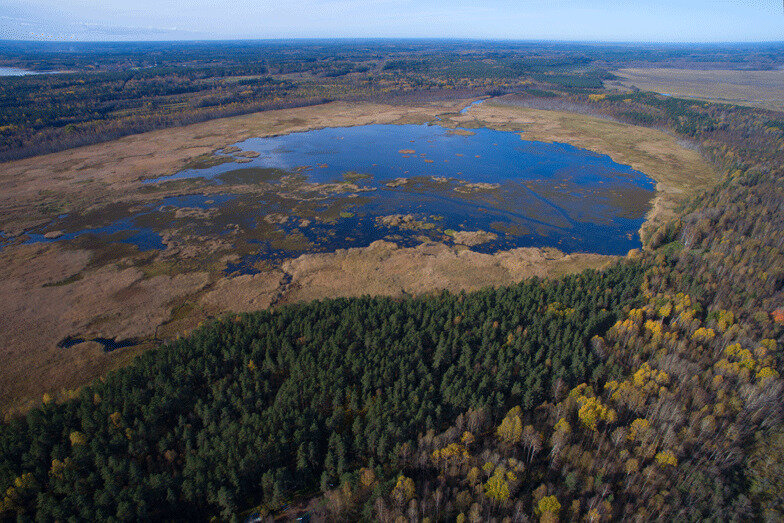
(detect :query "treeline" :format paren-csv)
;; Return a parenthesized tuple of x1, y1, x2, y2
(3, 41, 782, 74)
(0, 42, 607, 162)
(0, 263, 644, 520)
(0, 93, 331, 163)
(5, 41, 783, 163)
(0, 70, 304, 162)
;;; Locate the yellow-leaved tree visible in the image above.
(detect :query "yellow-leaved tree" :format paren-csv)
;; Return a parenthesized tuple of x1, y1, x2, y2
(497, 406, 523, 445)
(483, 469, 510, 503)
(536, 495, 562, 523)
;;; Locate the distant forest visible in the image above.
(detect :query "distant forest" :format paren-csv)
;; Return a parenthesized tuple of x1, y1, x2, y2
(1, 42, 783, 520)
(1, 40, 783, 161)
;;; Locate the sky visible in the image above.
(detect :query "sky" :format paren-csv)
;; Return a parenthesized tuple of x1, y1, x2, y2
(0, 0, 782, 42)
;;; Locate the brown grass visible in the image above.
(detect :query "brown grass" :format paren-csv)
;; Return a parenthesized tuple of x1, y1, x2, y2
(280, 240, 615, 303)
(0, 242, 209, 415)
(608, 68, 784, 112)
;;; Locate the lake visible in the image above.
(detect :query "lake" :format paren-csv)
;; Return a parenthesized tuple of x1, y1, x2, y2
(0, 67, 43, 76)
(21, 123, 656, 269)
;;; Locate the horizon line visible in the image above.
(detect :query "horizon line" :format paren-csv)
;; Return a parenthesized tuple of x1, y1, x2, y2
(2, 37, 784, 46)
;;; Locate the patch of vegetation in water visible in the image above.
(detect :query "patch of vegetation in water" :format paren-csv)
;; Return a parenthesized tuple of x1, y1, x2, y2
(137, 178, 206, 193)
(453, 181, 501, 194)
(310, 196, 373, 223)
(43, 202, 141, 233)
(388, 175, 453, 192)
(603, 185, 657, 219)
(376, 214, 439, 232)
(490, 221, 531, 237)
(269, 229, 315, 252)
(341, 171, 372, 182)
(181, 153, 235, 170)
(215, 167, 287, 185)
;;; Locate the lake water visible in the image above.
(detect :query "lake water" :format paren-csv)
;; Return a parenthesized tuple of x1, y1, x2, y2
(146, 123, 650, 193)
(0, 67, 43, 76)
(20, 123, 656, 268)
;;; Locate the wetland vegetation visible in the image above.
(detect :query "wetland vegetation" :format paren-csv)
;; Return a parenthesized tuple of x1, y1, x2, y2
(22, 120, 654, 267)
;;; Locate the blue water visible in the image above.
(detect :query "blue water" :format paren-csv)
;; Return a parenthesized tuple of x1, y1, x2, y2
(21, 194, 236, 251)
(24, 216, 166, 251)
(145, 124, 651, 192)
(18, 123, 656, 266)
(459, 98, 486, 114)
(0, 67, 45, 76)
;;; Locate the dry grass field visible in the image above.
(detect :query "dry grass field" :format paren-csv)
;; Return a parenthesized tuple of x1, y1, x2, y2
(608, 68, 784, 111)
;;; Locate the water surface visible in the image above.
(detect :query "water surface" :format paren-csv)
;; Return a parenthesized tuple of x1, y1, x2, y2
(19, 123, 656, 268)
(0, 67, 44, 76)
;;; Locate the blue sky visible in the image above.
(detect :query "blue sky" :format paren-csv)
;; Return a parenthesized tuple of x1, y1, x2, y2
(0, 0, 782, 42)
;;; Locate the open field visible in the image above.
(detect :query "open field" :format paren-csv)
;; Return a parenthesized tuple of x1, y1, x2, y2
(607, 68, 784, 111)
(0, 99, 717, 414)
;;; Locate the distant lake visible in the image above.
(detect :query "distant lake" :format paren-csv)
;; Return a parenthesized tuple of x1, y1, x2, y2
(0, 67, 52, 76)
(21, 123, 657, 269)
